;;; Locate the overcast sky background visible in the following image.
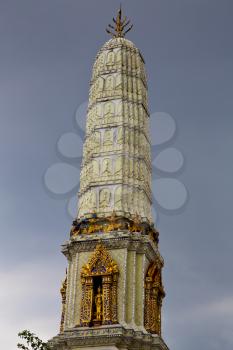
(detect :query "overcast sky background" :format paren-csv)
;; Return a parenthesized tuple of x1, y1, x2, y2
(0, 1, 233, 349)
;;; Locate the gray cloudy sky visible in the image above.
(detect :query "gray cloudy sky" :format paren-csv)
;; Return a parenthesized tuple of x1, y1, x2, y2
(0, 0, 233, 349)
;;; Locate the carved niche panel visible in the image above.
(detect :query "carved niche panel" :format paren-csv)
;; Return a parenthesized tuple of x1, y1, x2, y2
(91, 131, 101, 153)
(80, 244, 119, 327)
(81, 189, 96, 214)
(99, 188, 111, 209)
(115, 73, 123, 91)
(92, 159, 99, 178)
(116, 100, 123, 117)
(104, 75, 114, 91)
(116, 126, 123, 145)
(114, 185, 123, 210)
(102, 158, 112, 177)
(144, 260, 165, 335)
(103, 128, 114, 148)
(115, 49, 122, 66)
(114, 156, 123, 177)
(95, 76, 104, 95)
(96, 103, 103, 118)
(97, 52, 106, 71)
(103, 101, 115, 123)
(106, 50, 115, 67)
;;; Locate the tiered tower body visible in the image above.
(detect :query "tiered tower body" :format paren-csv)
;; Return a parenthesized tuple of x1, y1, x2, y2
(49, 12, 169, 350)
(78, 37, 152, 223)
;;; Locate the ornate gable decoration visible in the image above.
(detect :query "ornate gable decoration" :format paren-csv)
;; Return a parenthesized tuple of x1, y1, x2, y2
(81, 244, 118, 277)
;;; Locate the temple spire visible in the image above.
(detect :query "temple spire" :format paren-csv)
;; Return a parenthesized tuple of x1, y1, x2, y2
(48, 16, 169, 350)
(106, 5, 133, 38)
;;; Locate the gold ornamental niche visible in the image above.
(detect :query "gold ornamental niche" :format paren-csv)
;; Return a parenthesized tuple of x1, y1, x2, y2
(144, 260, 165, 335)
(80, 244, 118, 327)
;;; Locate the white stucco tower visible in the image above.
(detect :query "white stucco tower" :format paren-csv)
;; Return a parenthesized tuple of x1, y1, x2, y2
(49, 7, 169, 350)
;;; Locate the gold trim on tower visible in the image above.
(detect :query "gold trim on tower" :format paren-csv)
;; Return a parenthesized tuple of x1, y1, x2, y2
(70, 211, 159, 244)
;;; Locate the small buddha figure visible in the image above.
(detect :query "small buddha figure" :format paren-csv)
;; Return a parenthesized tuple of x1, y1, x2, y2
(102, 158, 112, 176)
(123, 76, 128, 92)
(116, 127, 123, 145)
(98, 53, 105, 68)
(99, 188, 111, 208)
(115, 50, 121, 65)
(96, 103, 102, 118)
(131, 54, 136, 70)
(97, 77, 104, 92)
(138, 106, 144, 127)
(94, 79, 100, 95)
(117, 102, 123, 117)
(115, 74, 122, 90)
(105, 75, 114, 91)
(127, 76, 133, 93)
(114, 157, 123, 176)
(124, 128, 129, 145)
(140, 134, 145, 154)
(128, 103, 134, 121)
(129, 159, 134, 178)
(114, 186, 122, 210)
(104, 102, 114, 120)
(138, 79, 143, 97)
(103, 129, 113, 146)
(95, 286, 103, 321)
(92, 160, 99, 177)
(89, 190, 97, 209)
(139, 161, 144, 181)
(106, 51, 115, 66)
(92, 131, 101, 150)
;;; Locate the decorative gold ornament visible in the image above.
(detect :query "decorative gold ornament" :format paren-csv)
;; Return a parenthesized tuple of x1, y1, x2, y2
(60, 269, 67, 333)
(144, 260, 165, 335)
(106, 5, 133, 38)
(104, 210, 127, 232)
(130, 213, 142, 232)
(80, 244, 119, 327)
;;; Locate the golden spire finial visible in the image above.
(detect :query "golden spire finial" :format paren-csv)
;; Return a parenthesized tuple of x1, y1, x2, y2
(106, 5, 133, 38)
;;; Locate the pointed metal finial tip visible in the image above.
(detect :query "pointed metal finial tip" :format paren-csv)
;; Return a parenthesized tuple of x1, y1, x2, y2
(119, 3, 122, 14)
(106, 6, 133, 38)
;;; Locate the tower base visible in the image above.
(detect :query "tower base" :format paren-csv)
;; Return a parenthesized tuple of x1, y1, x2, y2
(48, 325, 169, 350)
